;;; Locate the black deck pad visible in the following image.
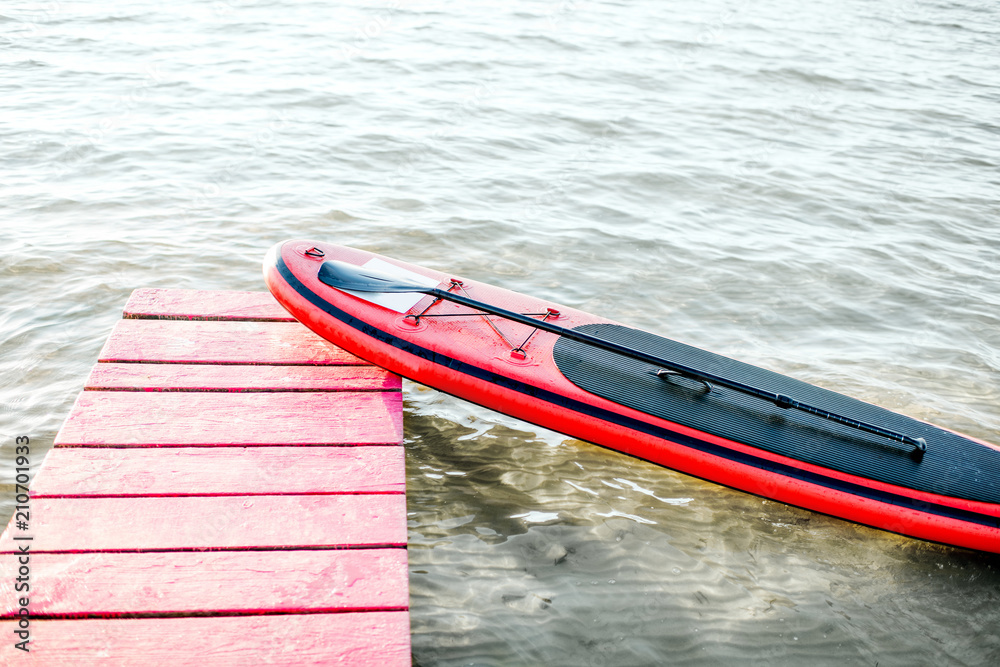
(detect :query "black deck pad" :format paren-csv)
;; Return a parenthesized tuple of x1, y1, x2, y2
(553, 323, 1000, 505)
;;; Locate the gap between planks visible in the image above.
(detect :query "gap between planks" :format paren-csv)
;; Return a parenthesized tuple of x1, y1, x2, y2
(0, 542, 411, 559)
(8, 607, 412, 621)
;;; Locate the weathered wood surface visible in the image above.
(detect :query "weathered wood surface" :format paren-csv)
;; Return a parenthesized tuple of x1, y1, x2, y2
(0, 611, 411, 666)
(85, 362, 401, 392)
(54, 390, 403, 446)
(29, 446, 405, 497)
(0, 495, 406, 553)
(0, 288, 410, 662)
(98, 319, 364, 365)
(0, 549, 408, 617)
(123, 287, 296, 321)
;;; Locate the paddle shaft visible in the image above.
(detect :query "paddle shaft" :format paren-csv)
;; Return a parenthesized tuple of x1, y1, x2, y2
(423, 286, 927, 459)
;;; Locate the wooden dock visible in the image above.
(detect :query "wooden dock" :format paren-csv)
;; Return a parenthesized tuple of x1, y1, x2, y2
(1, 289, 411, 665)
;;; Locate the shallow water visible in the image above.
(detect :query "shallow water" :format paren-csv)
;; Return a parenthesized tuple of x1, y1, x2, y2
(2, 0, 999, 664)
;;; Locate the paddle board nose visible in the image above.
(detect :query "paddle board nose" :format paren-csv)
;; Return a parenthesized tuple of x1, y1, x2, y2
(266, 240, 443, 315)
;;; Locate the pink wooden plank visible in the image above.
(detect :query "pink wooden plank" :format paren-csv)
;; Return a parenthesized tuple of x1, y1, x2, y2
(98, 319, 365, 365)
(54, 391, 403, 446)
(123, 288, 296, 321)
(0, 495, 406, 552)
(0, 611, 411, 666)
(85, 362, 400, 392)
(30, 447, 405, 496)
(0, 549, 408, 617)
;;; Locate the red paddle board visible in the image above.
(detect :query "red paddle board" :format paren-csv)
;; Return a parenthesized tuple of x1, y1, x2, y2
(263, 240, 1000, 553)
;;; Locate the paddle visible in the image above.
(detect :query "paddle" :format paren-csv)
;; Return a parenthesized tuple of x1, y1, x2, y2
(318, 259, 927, 462)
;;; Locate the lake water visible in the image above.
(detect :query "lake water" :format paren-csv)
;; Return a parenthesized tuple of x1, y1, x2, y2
(2, 0, 999, 664)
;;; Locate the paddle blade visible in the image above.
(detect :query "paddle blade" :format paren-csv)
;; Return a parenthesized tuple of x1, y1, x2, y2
(318, 260, 433, 294)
